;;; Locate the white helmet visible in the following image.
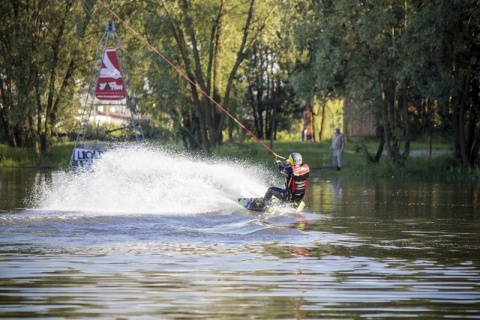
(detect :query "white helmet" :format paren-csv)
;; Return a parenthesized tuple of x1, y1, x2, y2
(288, 152, 302, 166)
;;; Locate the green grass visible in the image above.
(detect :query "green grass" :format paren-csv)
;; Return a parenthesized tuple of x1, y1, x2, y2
(0, 143, 73, 169)
(214, 137, 478, 181)
(214, 140, 328, 166)
(1, 136, 478, 181)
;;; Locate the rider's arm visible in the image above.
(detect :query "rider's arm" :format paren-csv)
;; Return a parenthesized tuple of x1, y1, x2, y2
(275, 160, 290, 176)
(279, 164, 291, 176)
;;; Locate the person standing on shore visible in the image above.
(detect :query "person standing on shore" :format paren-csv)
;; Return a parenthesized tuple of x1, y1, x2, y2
(331, 125, 345, 171)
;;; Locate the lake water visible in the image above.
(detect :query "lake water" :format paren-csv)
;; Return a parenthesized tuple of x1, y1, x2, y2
(1, 146, 479, 319)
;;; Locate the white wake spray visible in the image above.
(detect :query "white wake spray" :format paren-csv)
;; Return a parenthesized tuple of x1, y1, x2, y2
(32, 144, 273, 215)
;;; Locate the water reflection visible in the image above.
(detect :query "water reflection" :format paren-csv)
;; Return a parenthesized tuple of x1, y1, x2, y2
(304, 177, 480, 267)
(0, 169, 50, 211)
(1, 170, 479, 319)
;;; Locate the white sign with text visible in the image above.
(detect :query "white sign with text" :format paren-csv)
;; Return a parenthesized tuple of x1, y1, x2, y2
(73, 148, 104, 162)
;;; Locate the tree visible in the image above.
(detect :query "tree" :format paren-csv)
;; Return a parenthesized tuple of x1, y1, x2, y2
(243, 42, 300, 141)
(126, 0, 280, 154)
(0, 0, 92, 155)
(291, 0, 480, 167)
(291, 0, 410, 165)
(403, 0, 480, 166)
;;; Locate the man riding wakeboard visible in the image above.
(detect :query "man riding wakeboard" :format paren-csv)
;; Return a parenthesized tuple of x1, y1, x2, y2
(263, 152, 310, 209)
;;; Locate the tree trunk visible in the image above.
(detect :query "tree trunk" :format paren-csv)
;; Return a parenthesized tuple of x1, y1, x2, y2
(452, 68, 470, 166)
(211, 0, 225, 146)
(319, 99, 326, 141)
(380, 83, 406, 167)
(363, 126, 384, 164)
(401, 90, 410, 159)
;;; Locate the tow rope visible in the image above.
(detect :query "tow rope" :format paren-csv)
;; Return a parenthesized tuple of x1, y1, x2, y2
(96, 0, 285, 159)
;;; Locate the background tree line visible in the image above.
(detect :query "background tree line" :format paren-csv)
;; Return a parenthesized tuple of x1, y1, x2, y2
(0, 0, 479, 167)
(291, 0, 480, 167)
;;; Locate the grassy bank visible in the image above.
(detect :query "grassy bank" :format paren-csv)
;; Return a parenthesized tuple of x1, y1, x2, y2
(214, 138, 478, 181)
(1, 138, 478, 181)
(0, 143, 73, 169)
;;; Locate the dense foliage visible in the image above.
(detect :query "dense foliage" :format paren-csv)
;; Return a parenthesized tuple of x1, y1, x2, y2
(292, 0, 480, 167)
(0, 0, 478, 167)
(0, 0, 92, 155)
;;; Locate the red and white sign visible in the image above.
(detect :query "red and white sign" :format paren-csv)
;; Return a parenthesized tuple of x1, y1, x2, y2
(95, 48, 127, 100)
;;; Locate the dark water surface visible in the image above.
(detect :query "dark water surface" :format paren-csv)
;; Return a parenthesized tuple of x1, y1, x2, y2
(1, 164, 479, 319)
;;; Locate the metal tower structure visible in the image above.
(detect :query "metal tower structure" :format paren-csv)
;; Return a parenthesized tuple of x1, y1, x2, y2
(70, 20, 144, 167)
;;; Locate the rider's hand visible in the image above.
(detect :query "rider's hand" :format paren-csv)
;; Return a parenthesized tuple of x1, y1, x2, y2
(274, 159, 282, 166)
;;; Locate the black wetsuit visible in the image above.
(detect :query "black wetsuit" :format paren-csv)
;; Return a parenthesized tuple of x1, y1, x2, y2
(264, 162, 310, 203)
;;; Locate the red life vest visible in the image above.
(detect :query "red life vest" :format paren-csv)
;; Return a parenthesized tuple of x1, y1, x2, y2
(287, 164, 310, 196)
